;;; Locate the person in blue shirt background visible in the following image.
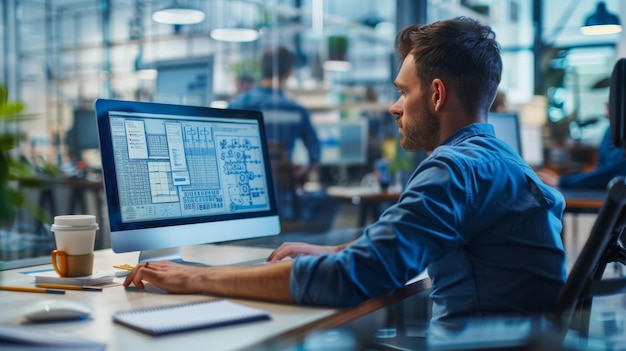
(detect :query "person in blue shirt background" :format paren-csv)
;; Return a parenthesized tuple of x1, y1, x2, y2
(536, 104, 626, 189)
(125, 17, 566, 321)
(229, 46, 321, 185)
(229, 46, 336, 228)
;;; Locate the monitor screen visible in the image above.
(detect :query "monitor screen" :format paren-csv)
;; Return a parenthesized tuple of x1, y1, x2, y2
(292, 118, 368, 166)
(95, 99, 280, 264)
(67, 109, 100, 161)
(489, 112, 522, 156)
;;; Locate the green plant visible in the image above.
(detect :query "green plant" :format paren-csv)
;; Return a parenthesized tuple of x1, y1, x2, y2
(327, 34, 349, 61)
(387, 138, 415, 173)
(388, 152, 414, 173)
(229, 59, 261, 82)
(470, 5, 490, 16)
(0, 84, 46, 227)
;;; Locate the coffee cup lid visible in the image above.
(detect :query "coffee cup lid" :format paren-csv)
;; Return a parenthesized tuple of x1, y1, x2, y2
(51, 215, 99, 231)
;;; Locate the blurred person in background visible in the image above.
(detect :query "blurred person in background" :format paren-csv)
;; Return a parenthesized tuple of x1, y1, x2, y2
(229, 46, 337, 231)
(536, 102, 626, 189)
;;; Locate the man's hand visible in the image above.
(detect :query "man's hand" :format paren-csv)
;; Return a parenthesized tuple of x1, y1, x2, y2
(268, 241, 351, 262)
(535, 169, 560, 188)
(123, 261, 205, 293)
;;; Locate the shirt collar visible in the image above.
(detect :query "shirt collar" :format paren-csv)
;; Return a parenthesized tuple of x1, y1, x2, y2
(440, 122, 495, 147)
(258, 86, 284, 96)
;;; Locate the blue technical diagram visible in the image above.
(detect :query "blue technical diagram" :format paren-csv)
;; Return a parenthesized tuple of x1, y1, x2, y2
(111, 114, 271, 223)
(216, 135, 270, 212)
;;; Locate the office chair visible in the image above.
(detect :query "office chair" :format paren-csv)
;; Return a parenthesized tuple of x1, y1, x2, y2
(554, 176, 626, 337)
(267, 141, 304, 233)
(555, 57, 626, 338)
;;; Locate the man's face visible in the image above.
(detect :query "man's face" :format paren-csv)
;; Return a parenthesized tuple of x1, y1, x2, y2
(389, 54, 440, 152)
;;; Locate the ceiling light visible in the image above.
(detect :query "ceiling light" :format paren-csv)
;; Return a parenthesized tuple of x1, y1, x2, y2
(322, 60, 352, 72)
(580, 1, 622, 35)
(152, 4, 206, 25)
(210, 28, 259, 42)
(210, 100, 229, 109)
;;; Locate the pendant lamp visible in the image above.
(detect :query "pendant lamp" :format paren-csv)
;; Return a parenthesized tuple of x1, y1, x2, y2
(580, 2, 622, 35)
(152, 2, 206, 25)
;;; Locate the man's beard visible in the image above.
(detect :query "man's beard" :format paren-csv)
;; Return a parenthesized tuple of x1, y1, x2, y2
(400, 114, 440, 152)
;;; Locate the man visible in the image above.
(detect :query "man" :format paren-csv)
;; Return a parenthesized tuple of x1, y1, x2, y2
(537, 103, 626, 189)
(228, 46, 329, 224)
(536, 127, 626, 189)
(228, 46, 320, 192)
(125, 17, 566, 321)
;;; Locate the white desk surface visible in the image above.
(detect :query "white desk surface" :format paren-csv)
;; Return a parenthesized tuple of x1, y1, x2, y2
(0, 244, 430, 351)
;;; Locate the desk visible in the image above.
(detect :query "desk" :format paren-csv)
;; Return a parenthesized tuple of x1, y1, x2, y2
(326, 186, 402, 227)
(559, 188, 606, 247)
(559, 188, 605, 213)
(328, 186, 608, 229)
(0, 244, 431, 351)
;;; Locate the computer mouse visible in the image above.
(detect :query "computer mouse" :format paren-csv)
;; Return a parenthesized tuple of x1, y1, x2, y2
(24, 299, 93, 322)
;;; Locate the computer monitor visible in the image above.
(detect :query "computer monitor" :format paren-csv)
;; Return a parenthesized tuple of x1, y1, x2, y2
(337, 119, 369, 164)
(292, 118, 368, 166)
(94, 99, 280, 264)
(67, 109, 100, 161)
(489, 112, 522, 156)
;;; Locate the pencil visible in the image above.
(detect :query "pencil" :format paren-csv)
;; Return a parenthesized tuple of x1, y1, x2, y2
(113, 264, 134, 271)
(0, 286, 65, 294)
(36, 283, 103, 292)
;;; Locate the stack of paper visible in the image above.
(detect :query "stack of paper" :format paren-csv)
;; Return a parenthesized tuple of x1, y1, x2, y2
(24, 270, 115, 286)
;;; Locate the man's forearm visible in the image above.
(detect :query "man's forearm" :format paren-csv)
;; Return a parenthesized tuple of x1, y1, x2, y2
(336, 240, 356, 251)
(197, 261, 294, 303)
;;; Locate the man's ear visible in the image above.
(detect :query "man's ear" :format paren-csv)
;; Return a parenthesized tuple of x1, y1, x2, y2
(431, 78, 446, 112)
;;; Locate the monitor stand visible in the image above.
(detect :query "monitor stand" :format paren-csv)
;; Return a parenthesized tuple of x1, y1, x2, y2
(138, 247, 209, 267)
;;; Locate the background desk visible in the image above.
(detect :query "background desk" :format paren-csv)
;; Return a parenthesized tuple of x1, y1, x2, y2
(0, 244, 430, 351)
(326, 186, 402, 227)
(558, 188, 606, 246)
(328, 186, 607, 228)
(559, 188, 605, 213)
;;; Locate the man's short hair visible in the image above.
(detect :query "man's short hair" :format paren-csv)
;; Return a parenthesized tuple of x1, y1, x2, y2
(395, 17, 502, 114)
(261, 46, 294, 79)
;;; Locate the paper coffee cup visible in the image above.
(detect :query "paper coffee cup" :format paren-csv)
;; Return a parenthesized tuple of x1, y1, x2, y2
(51, 215, 99, 255)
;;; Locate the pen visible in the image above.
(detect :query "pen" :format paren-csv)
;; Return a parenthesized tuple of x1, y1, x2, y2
(36, 283, 103, 292)
(0, 286, 65, 294)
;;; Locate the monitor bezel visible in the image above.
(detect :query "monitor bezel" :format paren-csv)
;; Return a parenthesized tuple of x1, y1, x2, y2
(95, 99, 280, 254)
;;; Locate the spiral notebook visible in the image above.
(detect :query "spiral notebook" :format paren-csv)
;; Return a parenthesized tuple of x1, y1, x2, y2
(112, 299, 270, 336)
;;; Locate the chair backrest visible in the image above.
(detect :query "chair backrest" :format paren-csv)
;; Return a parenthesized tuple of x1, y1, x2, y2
(556, 58, 626, 336)
(266, 141, 300, 221)
(555, 177, 626, 335)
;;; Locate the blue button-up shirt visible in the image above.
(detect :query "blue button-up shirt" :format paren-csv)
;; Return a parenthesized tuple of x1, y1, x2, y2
(228, 87, 321, 164)
(559, 127, 626, 189)
(290, 123, 566, 320)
